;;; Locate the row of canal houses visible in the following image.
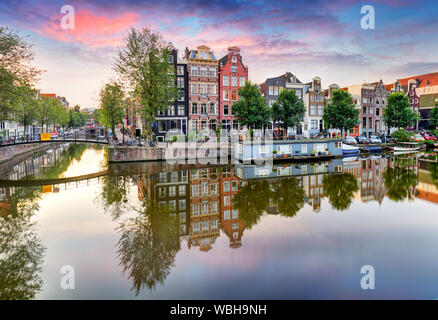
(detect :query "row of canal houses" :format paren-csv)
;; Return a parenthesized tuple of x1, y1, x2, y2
(126, 45, 438, 140)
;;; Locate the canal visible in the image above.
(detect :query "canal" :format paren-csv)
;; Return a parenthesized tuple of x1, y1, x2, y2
(1, 143, 438, 299)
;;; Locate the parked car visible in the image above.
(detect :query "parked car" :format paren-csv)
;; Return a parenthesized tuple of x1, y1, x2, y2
(385, 135, 397, 143)
(369, 135, 382, 144)
(357, 136, 370, 144)
(412, 134, 425, 142)
(422, 132, 437, 142)
(344, 136, 357, 144)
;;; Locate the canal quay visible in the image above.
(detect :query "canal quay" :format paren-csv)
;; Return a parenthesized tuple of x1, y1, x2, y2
(1, 142, 438, 299)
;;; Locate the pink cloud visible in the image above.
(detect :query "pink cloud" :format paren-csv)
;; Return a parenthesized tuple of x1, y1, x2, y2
(40, 9, 141, 47)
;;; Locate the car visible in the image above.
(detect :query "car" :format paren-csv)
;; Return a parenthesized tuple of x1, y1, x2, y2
(356, 136, 370, 144)
(369, 135, 382, 144)
(422, 132, 437, 142)
(412, 134, 425, 142)
(385, 135, 397, 143)
(344, 136, 357, 144)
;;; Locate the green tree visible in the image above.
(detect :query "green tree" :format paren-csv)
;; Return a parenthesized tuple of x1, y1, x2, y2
(383, 156, 419, 201)
(114, 28, 178, 140)
(99, 81, 125, 135)
(271, 177, 305, 217)
(232, 81, 271, 130)
(0, 27, 42, 120)
(272, 89, 305, 139)
(383, 92, 420, 132)
(323, 173, 359, 211)
(323, 90, 359, 137)
(12, 85, 39, 136)
(429, 100, 438, 130)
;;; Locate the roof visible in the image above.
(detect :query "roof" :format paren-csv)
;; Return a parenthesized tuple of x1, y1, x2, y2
(41, 93, 56, 98)
(218, 55, 228, 67)
(266, 72, 302, 84)
(397, 71, 438, 88)
(419, 93, 438, 108)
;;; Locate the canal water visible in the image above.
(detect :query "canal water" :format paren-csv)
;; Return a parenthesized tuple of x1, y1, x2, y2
(1, 143, 438, 299)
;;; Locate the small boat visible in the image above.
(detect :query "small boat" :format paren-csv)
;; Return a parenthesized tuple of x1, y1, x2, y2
(342, 143, 360, 154)
(389, 142, 420, 152)
(342, 156, 358, 162)
(361, 146, 382, 153)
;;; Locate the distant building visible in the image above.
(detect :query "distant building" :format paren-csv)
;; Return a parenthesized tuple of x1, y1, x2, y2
(186, 45, 219, 133)
(218, 47, 248, 131)
(302, 77, 325, 138)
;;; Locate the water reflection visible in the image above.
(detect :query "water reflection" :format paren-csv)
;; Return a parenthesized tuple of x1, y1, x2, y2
(1, 145, 438, 299)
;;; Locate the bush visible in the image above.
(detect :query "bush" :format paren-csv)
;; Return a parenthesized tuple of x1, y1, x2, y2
(172, 136, 178, 142)
(392, 129, 412, 142)
(432, 130, 438, 138)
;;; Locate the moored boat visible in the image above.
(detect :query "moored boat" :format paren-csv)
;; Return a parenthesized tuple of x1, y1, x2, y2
(342, 143, 360, 154)
(389, 142, 420, 152)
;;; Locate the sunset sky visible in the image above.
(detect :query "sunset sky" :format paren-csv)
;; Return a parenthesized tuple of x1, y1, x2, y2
(1, 0, 437, 108)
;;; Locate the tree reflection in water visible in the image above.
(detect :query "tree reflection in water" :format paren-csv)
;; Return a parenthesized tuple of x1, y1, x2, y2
(0, 187, 45, 300)
(116, 202, 180, 295)
(383, 156, 419, 202)
(323, 173, 359, 211)
(233, 177, 305, 228)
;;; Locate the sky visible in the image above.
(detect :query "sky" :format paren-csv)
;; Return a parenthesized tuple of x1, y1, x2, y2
(1, 0, 437, 109)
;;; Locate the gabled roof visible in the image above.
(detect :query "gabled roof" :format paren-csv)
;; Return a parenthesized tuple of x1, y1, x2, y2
(397, 71, 438, 88)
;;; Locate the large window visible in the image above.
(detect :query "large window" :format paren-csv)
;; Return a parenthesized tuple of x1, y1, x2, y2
(223, 76, 229, 86)
(223, 90, 229, 101)
(177, 77, 184, 88)
(210, 103, 216, 114)
(223, 104, 229, 116)
(231, 91, 237, 101)
(178, 105, 185, 116)
(239, 76, 245, 87)
(231, 76, 237, 86)
(209, 68, 216, 77)
(231, 65, 237, 72)
(191, 83, 198, 94)
(200, 83, 207, 95)
(191, 103, 198, 114)
(177, 65, 184, 75)
(200, 67, 207, 76)
(191, 67, 198, 76)
(209, 84, 216, 95)
(311, 120, 318, 130)
(201, 104, 207, 115)
(310, 105, 316, 116)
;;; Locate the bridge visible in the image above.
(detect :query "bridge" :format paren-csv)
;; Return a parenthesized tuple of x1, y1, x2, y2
(0, 170, 109, 187)
(0, 130, 110, 147)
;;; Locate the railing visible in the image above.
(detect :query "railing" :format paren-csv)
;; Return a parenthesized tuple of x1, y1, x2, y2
(0, 129, 109, 146)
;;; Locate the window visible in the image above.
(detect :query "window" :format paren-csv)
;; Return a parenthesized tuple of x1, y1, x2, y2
(223, 90, 229, 101)
(177, 77, 184, 88)
(178, 90, 184, 101)
(210, 183, 217, 195)
(311, 120, 318, 130)
(369, 107, 373, 114)
(376, 108, 380, 116)
(231, 91, 237, 101)
(232, 223, 238, 230)
(318, 105, 323, 115)
(311, 95, 314, 102)
(169, 200, 176, 211)
(202, 201, 208, 215)
(169, 186, 176, 197)
(200, 83, 207, 95)
(239, 77, 245, 87)
(232, 56, 237, 63)
(232, 181, 238, 191)
(192, 185, 200, 198)
(362, 106, 366, 114)
(191, 83, 198, 94)
(193, 222, 199, 232)
(209, 84, 216, 95)
(315, 95, 319, 102)
(301, 144, 307, 153)
(209, 68, 216, 77)
(224, 210, 230, 220)
(191, 67, 198, 76)
(231, 65, 237, 72)
(177, 65, 184, 75)
(191, 103, 198, 115)
(201, 104, 207, 115)
(168, 106, 175, 116)
(232, 209, 238, 219)
(231, 76, 237, 86)
(363, 97, 367, 103)
(179, 185, 186, 196)
(224, 196, 231, 206)
(159, 187, 166, 197)
(223, 104, 229, 116)
(179, 199, 186, 210)
(167, 55, 174, 63)
(223, 181, 230, 192)
(200, 67, 207, 76)
(211, 220, 218, 229)
(223, 76, 229, 86)
(210, 103, 216, 114)
(178, 105, 185, 115)
(202, 182, 208, 195)
(210, 202, 217, 213)
(179, 212, 186, 223)
(310, 105, 316, 116)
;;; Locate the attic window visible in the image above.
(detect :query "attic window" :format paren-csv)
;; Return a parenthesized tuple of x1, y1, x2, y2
(232, 56, 237, 63)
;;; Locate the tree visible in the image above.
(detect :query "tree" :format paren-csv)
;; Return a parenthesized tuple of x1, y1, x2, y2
(12, 85, 39, 137)
(270, 177, 305, 217)
(323, 90, 359, 136)
(383, 92, 420, 133)
(272, 89, 305, 138)
(99, 81, 125, 135)
(232, 81, 271, 130)
(383, 156, 419, 201)
(429, 100, 438, 130)
(0, 27, 42, 120)
(114, 28, 178, 140)
(323, 173, 359, 211)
